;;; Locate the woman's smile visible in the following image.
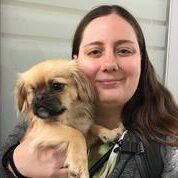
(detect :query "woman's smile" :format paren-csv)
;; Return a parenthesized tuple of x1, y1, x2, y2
(95, 78, 125, 89)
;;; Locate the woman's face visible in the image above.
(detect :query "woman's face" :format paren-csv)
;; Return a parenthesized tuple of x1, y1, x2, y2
(75, 13, 141, 108)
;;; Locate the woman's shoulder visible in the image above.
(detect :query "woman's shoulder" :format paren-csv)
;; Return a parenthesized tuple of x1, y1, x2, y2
(4, 120, 27, 143)
(161, 143, 178, 178)
(0, 120, 28, 178)
(0, 120, 27, 153)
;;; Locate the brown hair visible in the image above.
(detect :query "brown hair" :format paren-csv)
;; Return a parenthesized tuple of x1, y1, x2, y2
(72, 5, 178, 146)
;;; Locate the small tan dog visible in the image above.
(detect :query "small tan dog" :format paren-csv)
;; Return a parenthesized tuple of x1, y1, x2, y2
(15, 59, 124, 178)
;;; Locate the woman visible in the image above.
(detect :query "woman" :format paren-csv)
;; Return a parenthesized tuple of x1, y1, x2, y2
(1, 5, 178, 178)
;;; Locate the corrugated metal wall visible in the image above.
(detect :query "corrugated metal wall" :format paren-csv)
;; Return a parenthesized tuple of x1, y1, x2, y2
(0, 0, 169, 142)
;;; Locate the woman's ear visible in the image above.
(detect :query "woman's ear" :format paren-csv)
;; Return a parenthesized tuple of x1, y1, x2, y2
(72, 55, 78, 61)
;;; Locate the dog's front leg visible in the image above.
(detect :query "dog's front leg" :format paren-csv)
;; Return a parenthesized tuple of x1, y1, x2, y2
(64, 128, 89, 178)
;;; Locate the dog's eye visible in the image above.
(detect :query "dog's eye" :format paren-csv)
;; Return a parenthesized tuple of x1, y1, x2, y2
(30, 85, 36, 91)
(51, 82, 65, 91)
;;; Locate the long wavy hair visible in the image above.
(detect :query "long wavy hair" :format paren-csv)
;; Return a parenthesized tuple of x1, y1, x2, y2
(72, 5, 178, 146)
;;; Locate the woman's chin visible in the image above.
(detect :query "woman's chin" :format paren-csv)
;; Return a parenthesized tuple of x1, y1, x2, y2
(97, 97, 125, 108)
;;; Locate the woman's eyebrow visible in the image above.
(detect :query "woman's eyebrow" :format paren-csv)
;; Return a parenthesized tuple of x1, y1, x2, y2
(115, 40, 135, 46)
(82, 41, 103, 48)
(82, 40, 135, 49)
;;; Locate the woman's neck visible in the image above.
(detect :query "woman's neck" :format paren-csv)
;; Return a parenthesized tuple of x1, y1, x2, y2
(95, 104, 123, 129)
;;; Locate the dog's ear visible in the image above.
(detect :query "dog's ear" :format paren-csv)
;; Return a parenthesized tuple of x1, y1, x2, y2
(14, 74, 29, 113)
(69, 61, 95, 103)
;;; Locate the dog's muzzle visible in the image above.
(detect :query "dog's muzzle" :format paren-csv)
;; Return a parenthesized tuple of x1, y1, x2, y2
(32, 92, 66, 119)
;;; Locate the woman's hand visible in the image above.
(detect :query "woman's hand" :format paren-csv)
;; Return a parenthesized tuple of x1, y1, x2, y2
(12, 138, 68, 178)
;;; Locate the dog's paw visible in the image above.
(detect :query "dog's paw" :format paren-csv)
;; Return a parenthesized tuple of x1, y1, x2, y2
(64, 157, 89, 178)
(98, 126, 124, 143)
(63, 162, 80, 178)
(63, 163, 80, 178)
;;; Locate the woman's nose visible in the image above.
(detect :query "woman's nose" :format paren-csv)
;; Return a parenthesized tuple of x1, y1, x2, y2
(101, 54, 119, 72)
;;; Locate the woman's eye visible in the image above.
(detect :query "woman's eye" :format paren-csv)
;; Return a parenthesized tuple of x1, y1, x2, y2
(87, 49, 101, 57)
(51, 82, 65, 91)
(117, 48, 133, 56)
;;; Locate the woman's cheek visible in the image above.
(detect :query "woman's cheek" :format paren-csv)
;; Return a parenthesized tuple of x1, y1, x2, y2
(79, 60, 96, 80)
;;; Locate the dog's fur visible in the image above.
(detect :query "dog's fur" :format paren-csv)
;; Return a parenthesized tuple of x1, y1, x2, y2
(15, 59, 124, 178)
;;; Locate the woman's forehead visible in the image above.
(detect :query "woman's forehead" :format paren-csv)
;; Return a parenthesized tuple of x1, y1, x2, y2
(80, 14, 138, 46)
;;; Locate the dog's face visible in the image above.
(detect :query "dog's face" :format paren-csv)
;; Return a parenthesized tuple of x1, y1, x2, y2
(15, 59, 95, 121)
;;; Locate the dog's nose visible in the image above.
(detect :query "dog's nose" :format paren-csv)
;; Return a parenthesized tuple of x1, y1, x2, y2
(36, 92, 45, 101)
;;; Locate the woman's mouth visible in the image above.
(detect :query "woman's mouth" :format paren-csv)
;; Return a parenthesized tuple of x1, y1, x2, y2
(95, 78, 125, 88)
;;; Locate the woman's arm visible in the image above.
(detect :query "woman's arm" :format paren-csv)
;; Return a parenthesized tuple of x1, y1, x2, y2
(161, 144, 178, 178)
(0, 120, 68, 178)
(0, 120, 27, 177)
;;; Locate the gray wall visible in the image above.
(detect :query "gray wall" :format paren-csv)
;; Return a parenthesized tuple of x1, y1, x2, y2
(0, 0, 171, 143)
(165, 0, 178, 102)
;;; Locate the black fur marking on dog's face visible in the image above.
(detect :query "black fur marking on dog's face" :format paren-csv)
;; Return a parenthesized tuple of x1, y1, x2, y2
(32, 90, 66, 120)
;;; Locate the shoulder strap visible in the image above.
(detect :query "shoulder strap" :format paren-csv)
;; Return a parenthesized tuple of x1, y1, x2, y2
(143, 139, 164, 177)
(134, 151, 150, 178)
(89, 145, 114, 177)
(119, 131, 163, 178)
